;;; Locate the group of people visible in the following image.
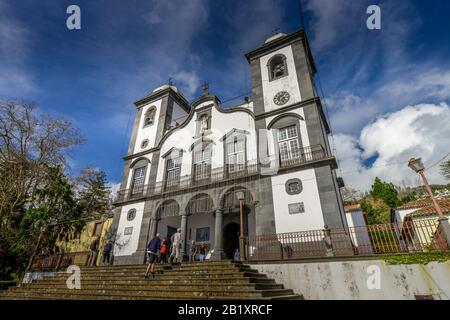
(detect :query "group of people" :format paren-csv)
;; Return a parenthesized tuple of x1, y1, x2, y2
(88, 236, 113, 266)
(144, 229, 210, 279)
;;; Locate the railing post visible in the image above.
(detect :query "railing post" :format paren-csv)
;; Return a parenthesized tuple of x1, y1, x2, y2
(323, 225, 334, 257)
(55, 252, 64, 271)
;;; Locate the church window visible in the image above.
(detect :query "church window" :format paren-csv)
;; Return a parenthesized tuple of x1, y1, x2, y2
(131, 166, 146, 194)
(226, 138, 245, 174)
(143, 107, 156, 127)
(268, 54, 288, 81)
(141, 139, 149, 149)
(127, 209, 136, 221)
(166, 157, 182, 189)
(199, 114, 209, 133)
(194, 148, 211, 182)
(278, 125, 300, 163)
(285, 178, 303, 195)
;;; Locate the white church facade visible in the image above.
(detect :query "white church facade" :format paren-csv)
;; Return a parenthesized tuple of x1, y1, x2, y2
(111, 29, 347, 264)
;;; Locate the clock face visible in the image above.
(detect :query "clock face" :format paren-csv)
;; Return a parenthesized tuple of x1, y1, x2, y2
(273, 91, 290, 106)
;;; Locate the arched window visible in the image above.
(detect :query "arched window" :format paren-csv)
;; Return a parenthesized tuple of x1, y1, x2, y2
(130, 158, 149, 195)
(268, 54, 288, 81)
(143, 107, 156, 127)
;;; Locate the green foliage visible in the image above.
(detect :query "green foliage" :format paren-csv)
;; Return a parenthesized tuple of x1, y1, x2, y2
(76, 167, 111, 218)
(369, 177, 401, 208)
(382, 252, 450, 265)
(400, 192, 416, 205)
(361, 199, 391, 225)
(441, 160, 450, 181)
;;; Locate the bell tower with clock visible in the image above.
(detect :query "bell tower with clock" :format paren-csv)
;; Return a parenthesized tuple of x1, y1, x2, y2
(245, 29, 348, 231)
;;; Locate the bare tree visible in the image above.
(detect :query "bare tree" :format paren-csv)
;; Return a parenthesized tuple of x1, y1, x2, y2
(0, 100, 85, 271)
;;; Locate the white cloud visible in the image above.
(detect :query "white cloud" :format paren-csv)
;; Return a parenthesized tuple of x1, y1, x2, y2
(335, 103, 450, 191)
(0, 0, 36, 98)
(172, 70, 201, 96)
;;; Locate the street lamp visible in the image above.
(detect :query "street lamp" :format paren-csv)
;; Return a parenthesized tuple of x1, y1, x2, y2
(408, 157, 450, 246)
(235, 190, 246, 261)
(408, 158, 444, 218)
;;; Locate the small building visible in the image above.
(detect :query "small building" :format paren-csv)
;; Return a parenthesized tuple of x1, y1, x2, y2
(344, 204, 371, 254)
(403, 199, 450, 251)
(391, 198, 433, 223)
(55, 217, 113, 265)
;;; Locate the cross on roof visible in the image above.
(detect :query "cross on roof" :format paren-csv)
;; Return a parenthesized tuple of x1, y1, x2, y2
(272, 27, 281, 34)
(201, 82, 209, 94)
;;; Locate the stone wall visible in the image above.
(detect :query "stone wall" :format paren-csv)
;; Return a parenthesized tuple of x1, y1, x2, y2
(251, 259, 450, 300)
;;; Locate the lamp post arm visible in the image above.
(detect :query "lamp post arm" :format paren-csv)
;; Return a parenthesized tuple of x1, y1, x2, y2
(419, 171, 444, 219)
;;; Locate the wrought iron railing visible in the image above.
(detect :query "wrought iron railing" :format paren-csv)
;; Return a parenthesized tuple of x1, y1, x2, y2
(116, 144, 328, 202)
(246, 219, 449, 261)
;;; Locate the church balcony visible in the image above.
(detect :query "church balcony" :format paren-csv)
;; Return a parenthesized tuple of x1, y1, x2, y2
(278, 144, 326, 169)
(114, 144, 330, 204)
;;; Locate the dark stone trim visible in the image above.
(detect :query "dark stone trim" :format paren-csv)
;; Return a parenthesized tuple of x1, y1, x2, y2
(314, 165, 346, 229)
(189, 138, 215, 151)
(244, 28, 317, 74)
(134, 87, 190, 113)
(129, 157, 150, 169)
(123, 97, 256, 161)
(127, 108, 143, 155)
(161, 147, 185, 159)
(285, 178, 303, 195)
(267, 113, 305, 130)
(219, 128, 250, 142)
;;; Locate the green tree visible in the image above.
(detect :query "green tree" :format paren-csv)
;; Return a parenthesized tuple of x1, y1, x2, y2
(0, 100, 84, 280)
(441, 160, 450, 181)
(369, 177, 401, 208)
(361, 199, 391, 225)
(370, 177, 384, 199)
(76, 167, 111, 219)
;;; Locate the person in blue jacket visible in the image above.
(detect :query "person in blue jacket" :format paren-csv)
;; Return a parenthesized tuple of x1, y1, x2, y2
(145, 233, 161, 279)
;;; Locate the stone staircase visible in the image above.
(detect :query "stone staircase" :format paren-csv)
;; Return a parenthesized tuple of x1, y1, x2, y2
(0, 260, 302, 300)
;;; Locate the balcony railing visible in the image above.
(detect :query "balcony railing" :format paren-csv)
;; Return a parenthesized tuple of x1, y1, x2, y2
(116, 144, 328, 202)
(279, 144, 326, 169)
(246, 219, 449, 261)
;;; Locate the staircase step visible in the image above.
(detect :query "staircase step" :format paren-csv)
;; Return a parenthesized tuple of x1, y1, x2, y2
(1, 262, 299, 300)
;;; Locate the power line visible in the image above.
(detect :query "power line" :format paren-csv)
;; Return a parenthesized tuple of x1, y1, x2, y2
(426, 152, 450, 171)
(298, 0, 306, 29)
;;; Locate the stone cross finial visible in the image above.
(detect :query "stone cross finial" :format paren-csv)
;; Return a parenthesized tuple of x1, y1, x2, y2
(201, 82, 209, 95)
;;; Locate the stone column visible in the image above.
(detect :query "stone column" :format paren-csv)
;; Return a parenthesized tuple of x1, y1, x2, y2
(149, 217, 159, 239)
(211, 208, 226, 260)
(180, 213, 188, 261)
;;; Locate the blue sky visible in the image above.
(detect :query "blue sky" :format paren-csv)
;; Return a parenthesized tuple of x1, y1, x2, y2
(1, 0, 450, 191)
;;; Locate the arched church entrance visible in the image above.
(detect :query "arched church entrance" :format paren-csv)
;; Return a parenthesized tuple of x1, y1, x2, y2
(223, 222, 240, 259)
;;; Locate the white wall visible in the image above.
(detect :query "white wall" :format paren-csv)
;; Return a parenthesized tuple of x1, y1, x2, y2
(345, 210, 371, 249)
(125, 154, 152, 189)
(259, 45, 302, 113)
(114, 202, 145, 257)
(265, 108, 311, 158)
(252, 260, 450, 300)
(271, 169, 325, 233)
(394, 208, 417, 223)
(155, 103, 257, 182)
(133, 100, 162, 154)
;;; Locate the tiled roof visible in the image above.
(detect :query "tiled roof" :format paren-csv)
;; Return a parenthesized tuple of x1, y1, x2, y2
(395, 198, 433, 210)
(406, 199, 450, 218)
(344, 204, 361, 213)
